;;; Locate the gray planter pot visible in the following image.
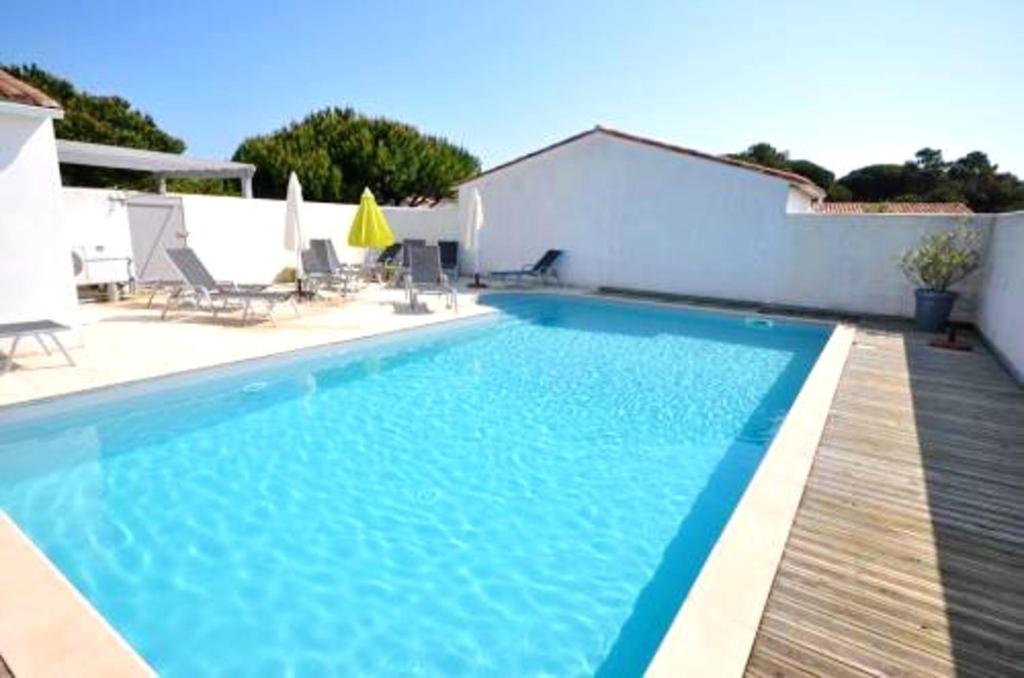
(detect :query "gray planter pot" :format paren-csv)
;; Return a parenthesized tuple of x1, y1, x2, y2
(914, 289, 957, 332)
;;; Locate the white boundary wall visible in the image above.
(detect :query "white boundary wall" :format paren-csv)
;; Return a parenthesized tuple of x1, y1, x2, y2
(63, 154, 1012, 330)
(179, 194, 459, 283)
(178, 195, 458, 284)
(0, 111, 78, 327)
(458, 133, 994, 320)
(779, 213, 992, 320)
(978, 211, 1024, 381)
(183, 194, 461, 283)
(63, 187, 134, 276)
(61, 189, 459, 285)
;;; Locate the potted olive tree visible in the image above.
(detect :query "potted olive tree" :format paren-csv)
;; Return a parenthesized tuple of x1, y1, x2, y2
(900, 224, 983, 332)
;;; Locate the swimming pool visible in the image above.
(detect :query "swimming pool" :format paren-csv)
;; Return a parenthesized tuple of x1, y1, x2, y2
(0, 294, 830, 676)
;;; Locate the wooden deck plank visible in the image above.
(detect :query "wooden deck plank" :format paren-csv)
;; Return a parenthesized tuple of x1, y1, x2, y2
(744, 326, 1024, 677)
(745, 629, 868, 678)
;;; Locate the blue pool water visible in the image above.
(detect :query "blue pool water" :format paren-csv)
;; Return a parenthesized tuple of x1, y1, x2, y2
(0, 294, 829, 676)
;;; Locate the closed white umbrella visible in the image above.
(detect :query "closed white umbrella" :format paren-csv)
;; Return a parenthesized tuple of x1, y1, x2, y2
(466, 188, 486, 288)
(284, 172, 305, 288)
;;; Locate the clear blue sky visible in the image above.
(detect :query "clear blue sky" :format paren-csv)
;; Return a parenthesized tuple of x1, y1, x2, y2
(2, 0, 1021, 176)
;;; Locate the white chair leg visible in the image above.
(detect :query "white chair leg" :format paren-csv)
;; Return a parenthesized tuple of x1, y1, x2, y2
(49, 332, 75, 367)
(34, 333, 52, 355)
(161, 289, 181, 320)
(3, 335, 21, 374)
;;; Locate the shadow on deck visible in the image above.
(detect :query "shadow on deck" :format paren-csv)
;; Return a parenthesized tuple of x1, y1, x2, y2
(906, 330, 1023, 675)
(745, 324, 1023, 676)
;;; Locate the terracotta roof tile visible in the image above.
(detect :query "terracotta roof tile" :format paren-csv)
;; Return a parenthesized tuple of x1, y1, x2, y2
(459, 126, 825, 197)
(814, 202, 973, 215)
(0, 69, 61, 110)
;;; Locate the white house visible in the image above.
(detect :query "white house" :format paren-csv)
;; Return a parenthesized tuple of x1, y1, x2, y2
(457, 126, 825, 290)
(0, 70, 78, 327)
(456, 126, 993, 319)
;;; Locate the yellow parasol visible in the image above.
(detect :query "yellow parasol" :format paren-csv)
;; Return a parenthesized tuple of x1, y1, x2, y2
(347, 187, 395, 248)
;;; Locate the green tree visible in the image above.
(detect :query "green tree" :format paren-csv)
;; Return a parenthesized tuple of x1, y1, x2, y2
(3, 63, 185, 190)
(826, 182, 853, 202)
(233, 107, 480, 204)
(913, 147, 947, 174)
(731, 142, 790, 169)
(729, 142, 835, 191)
(786, 159, 835, 192)
(164, 177, 240, 197)
(834, 164, 913, 201)
(947, 152, 1024, 212)
(902, 148, 957, 200)
(833, 149, 1024, 212)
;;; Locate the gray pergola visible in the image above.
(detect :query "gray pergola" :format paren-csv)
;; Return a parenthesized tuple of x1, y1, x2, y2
(56, 140, 256, 198)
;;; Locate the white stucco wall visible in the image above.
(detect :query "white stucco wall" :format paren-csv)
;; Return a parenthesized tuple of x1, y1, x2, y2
(0, 110, 78, 327)
(778, 213, 991, 319)
(63, 187, 134, 283)
(785, 188, 815, 213)
(175, 193, 458, 283)
(459, 133, 991, 319)
(461, 133, 802, 291)
(58, 189, 461, 285)
(178, 194, 459, 283)
(172, 194, 352, 284)
(63, 187, 133, 254)
(58, 136, 1011, 332)
(978, 211, 1024, 382)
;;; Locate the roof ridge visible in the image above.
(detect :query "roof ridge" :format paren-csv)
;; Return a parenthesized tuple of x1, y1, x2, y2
(0, 69, 62, 110)
(592, 126, 822, 190)
(460, 126, 824, 196)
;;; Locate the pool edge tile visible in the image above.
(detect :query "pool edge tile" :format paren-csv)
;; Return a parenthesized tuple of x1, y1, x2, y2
(645, 323, 856, 678)
(0, 512, 155, 677)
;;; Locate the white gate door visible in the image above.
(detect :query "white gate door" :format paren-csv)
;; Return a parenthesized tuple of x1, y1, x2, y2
(126, 195, 187, 282)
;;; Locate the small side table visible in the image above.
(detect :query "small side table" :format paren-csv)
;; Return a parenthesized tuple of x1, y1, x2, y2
(0, 320, 75, 375)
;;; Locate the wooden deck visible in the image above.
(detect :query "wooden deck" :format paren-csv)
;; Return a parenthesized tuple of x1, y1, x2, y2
(745, 326, 1024, 677)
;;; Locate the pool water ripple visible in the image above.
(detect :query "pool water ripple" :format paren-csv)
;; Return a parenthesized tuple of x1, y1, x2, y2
(0, 294, 828, 676)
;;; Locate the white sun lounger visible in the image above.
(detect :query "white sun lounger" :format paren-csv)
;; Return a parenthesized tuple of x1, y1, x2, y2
(163, 248, 299, 326)
(404, 244, 458, 311)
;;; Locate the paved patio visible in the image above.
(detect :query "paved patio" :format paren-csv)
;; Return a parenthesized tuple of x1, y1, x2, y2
(0, 285, 494, 407)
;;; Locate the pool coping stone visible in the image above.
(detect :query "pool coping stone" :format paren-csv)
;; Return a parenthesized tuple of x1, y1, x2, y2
(645, 322, 856, 677)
